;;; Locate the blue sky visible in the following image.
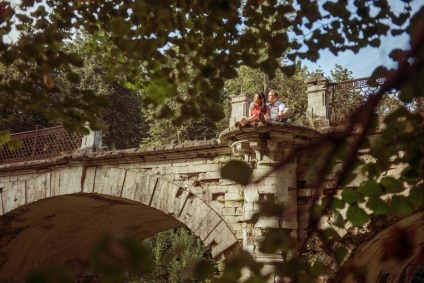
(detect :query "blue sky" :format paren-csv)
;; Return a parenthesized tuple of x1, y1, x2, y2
(300, 0, 424, 78)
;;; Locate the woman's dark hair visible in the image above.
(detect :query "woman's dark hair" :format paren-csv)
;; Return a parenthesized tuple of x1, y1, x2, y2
(258, 92, 266, 113)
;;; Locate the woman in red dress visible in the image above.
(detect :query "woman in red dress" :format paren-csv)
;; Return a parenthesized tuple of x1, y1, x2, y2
(235, 92, 268, 128)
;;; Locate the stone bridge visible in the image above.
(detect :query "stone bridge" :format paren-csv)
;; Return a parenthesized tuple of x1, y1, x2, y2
(0, 123, 320, 281)
(0, 74, 422, 282)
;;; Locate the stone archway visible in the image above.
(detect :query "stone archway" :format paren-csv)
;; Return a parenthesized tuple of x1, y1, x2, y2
(82, 167, 239, 258)
(0, 167, 238, 281)
(0, 194, 183, 281)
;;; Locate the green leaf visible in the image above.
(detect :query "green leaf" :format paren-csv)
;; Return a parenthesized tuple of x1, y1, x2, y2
(154, 104, 172, 119)
(193, 260, 216, 281)
(259, 229, 293, 253)
(321, 228, 339, 240)
(358, 180, 384, 197)
(332, 211, 345, 228)
(366, 197, 389, 215)
(311, 204, 324, 220)
(399, 81, 414, 102)
(361, 163, 379, 178)
(401, 167, 421, 183)
(340, 172, 357, 187)
(341, 188, 364, 204)
(0, 130, 11, 146)
(370, 66, 388, 83)
(66, 72, 81, 83)
(67, 52, 84, 67)
(408, 187, 424, 208)
(280, 65, 296, 77)
(390, 195, 414, 217)
(380, 177, 404, 193)
(248, 212, 261, 224)
(8, 138, 22, 150)
(309, 260, 328, 276)
(330, 197, 345, 210)
(111, 19, 131, 35)
(259, 201, 285, 217)
(389, 49, 405, 61)
(334, 246, 348, 264)
(21, 0, 35, 7)
(383, 106, 409, 124)
(220, 160, 253, 185)
(26, 266, 73, 283)
(346, 205, 369, 227)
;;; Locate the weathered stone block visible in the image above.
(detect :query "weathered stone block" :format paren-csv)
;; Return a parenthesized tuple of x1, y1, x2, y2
(198, 210, 222, 241)
(223, 207, 236, 215)
(224, 200, 243, 208)
(93, 167, 126, 197)
(151, 182, 189, 217)
(209, 201, 224, 214)
(231, 223, 242, 231)
(26, 173, 50, 204)
(207, 185, 230, 194)
(244, 188, 259, 202)
(225, 192, 243, 201)
(255, 218, 280, 228)
(2, 181, 25, 214)
(82, 167, 97, 193)
(200, 171, 221, 180)
(224, 215, 243, 225)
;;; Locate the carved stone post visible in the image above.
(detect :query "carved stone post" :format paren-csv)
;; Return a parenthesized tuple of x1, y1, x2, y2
(219, 124, 320, 280)
(79, 123, 102, 152)
(306, 73, 330, 128)
(229, 93, 251, 127)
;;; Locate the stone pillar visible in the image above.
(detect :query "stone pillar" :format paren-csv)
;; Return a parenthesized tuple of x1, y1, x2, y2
(306, 73, 330, 128)
(229, 93, 251, 127)
(239, 140, 298, 276)
(78, 123, 102, 152)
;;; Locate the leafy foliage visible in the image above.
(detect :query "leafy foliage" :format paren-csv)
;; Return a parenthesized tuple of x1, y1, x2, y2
(221, 160, 253, 186)
(413, 265, 424, 283)
(133, 228, 216, 283)
(217, 3, 424, 281)
(101, 81, 147, 149)
(1, 0, 424, 282)
(2, 0, 413, 133)
(0, 31, 147, 149)
(141, 98, 220, 145)
(90, 233, 153, 283)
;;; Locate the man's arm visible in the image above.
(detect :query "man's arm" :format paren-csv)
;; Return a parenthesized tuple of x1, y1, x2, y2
(278, 103, 290, 119)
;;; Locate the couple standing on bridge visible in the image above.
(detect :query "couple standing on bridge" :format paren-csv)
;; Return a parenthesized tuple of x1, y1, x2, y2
(235, 90, 291, 128)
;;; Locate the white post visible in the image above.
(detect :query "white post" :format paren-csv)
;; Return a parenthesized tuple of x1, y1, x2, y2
(79, 123, 102, 152)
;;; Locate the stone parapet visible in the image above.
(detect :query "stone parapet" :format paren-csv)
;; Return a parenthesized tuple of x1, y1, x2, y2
(0, 139, 231, 173)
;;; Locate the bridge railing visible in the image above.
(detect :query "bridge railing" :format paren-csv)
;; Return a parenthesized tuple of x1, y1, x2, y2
(328, 77, 399, 126)
(0, 126, 82, 164)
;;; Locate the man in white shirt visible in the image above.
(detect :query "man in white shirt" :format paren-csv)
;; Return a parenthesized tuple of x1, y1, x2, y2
(258, 90, 290, 124)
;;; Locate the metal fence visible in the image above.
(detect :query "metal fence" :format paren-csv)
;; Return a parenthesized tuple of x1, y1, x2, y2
(329, 77, 399, 126)
(0, 126, 82, 164)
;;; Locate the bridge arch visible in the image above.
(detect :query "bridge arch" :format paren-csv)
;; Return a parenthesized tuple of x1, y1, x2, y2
(0, 166, 238, 280)
(81, 165, 238, 257)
